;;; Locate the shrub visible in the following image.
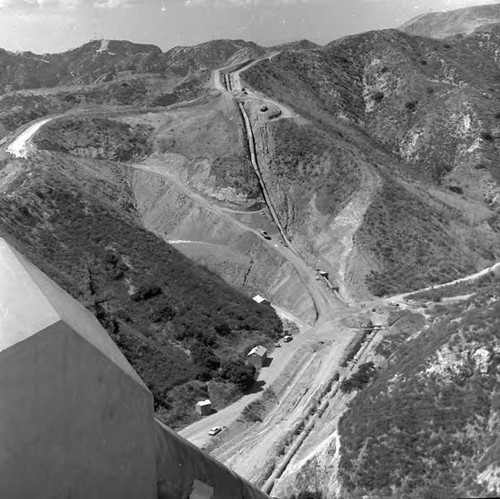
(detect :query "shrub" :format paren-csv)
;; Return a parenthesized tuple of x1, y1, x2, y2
(340, 362, 377, 393)
(448, 185, 463, 194)
(150, 302, 176, 323)
(372, 91, 385, 103)
(151, 93, 178, 107)
(219, 359, 256, 392)
(480, 131, 493, 141)
(131, 284, 162, 302)
(190, 342, 221, 372)
(214, 322, 231, 336)
(405, 100, 418, 112)
(241, 400, 266, 423)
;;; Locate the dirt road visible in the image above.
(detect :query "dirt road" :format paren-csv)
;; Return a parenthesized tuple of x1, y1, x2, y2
(178, 326, 316, 448)
(174, 60, 363, 490)
(220, 61, 344, 316)
(5, 59, 500, 497)
(374, 261, 500, 308)
(130, 160, 334, 317)
(6, 117, 55, 158)
(175, 60, 351, 458)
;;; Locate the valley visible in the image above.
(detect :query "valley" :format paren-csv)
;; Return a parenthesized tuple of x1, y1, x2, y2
(1, 5, 500, 497)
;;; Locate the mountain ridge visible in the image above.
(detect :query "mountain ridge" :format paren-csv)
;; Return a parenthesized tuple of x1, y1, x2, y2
(0, 38, 265, 91)
(399, 3, 500, 39)
(1, 17, 500, 498)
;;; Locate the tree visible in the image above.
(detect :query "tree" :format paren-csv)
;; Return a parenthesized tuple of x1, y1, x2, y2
(219, 359, 256, 391)
(214, 321, 231, 336)
(190, 342, 220, 372)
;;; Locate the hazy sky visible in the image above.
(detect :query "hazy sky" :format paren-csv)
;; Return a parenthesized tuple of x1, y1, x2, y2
(0, 0, 497, 53)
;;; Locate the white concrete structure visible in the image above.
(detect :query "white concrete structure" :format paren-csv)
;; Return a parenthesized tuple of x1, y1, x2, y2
(0, 239, 271, 499)
(0, 239, 157, 498)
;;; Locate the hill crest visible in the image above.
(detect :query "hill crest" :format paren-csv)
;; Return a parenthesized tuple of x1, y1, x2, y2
(399, 3, 500, 39)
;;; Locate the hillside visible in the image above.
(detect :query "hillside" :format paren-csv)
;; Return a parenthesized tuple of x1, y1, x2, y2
(241, 27, 500, 297)
(337, 278, 500, 498)
(399, 3, 500, 39)
(33, 116, 153, 161)
(0, 148, 282, 429)
(0, 40, 161, 92)
(0, 38, 264, 93)
(0, 39, 268, 136)
(2, 23, 500, 497)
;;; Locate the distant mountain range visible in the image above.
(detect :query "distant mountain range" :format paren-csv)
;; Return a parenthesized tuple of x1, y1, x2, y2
(2, 1, 499, 93)
(0, 38, 322, 92)
(399, 3, 500, 39)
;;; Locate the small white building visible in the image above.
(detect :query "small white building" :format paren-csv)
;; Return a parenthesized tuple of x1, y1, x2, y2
(252, 295, 270, 306)
(195, 400, 212, 416)
(247, 345, 268, 369)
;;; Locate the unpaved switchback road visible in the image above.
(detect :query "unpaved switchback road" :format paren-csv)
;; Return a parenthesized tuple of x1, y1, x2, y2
(130, 160, 327, 312)
(6, 117, 55, 158)
(216, 57, 296, 121)
(377, 261, 500, 308)
(217, 60, 344, 318)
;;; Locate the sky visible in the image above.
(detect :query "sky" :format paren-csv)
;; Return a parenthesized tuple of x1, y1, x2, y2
(0, 0, 498, 54)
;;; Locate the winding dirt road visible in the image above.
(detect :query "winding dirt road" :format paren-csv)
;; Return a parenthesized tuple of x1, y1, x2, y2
(6, 117, 55, 158)
(5, 60, 499, 498)
(130, 158, 345, 450)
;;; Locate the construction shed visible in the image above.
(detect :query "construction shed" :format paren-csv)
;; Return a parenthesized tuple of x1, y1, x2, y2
(247, 345, 268, 369)
(195, 400, 212, 416)
(252, 295, 270, 306)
